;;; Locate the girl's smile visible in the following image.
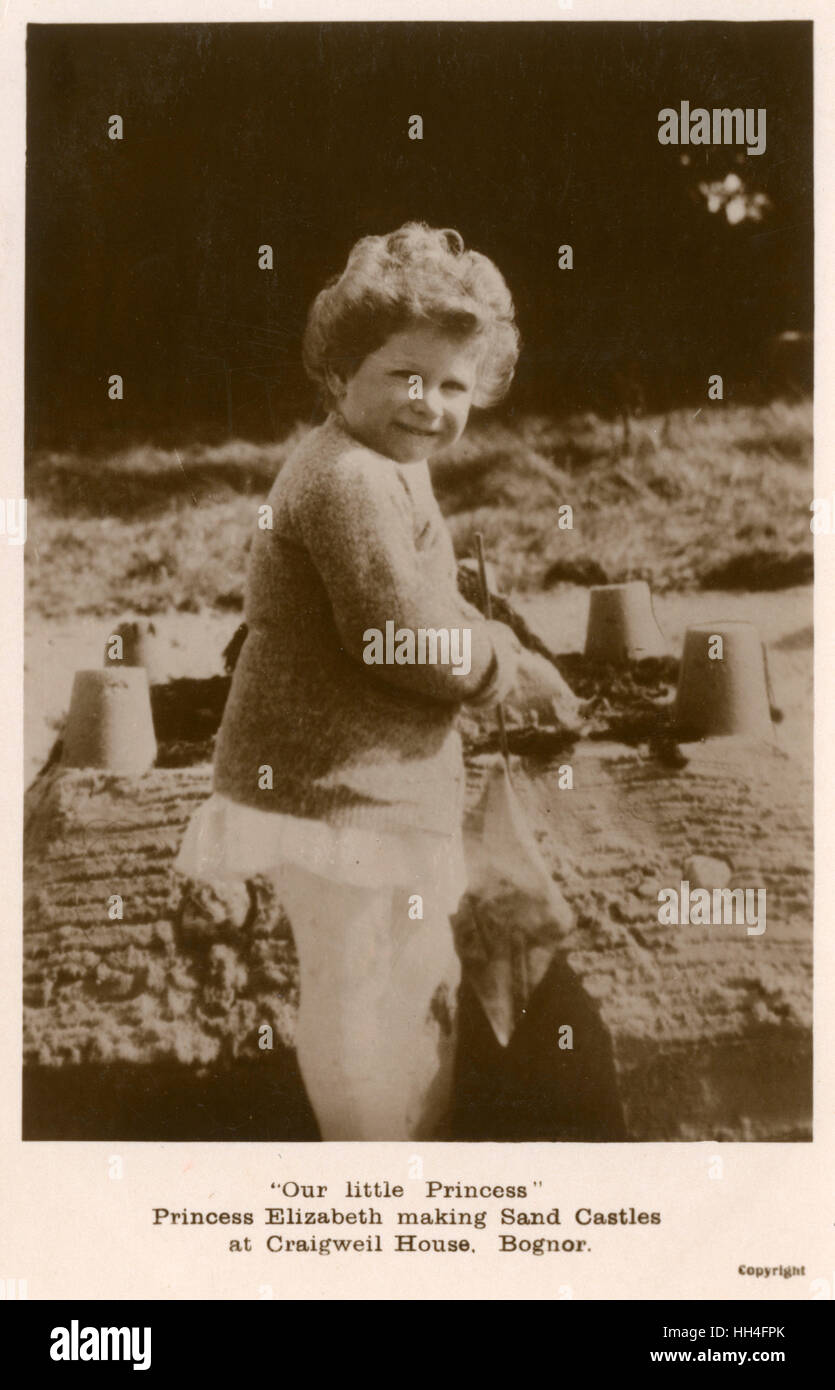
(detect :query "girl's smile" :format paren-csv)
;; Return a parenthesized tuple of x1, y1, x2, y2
(330, 322, 484, 463)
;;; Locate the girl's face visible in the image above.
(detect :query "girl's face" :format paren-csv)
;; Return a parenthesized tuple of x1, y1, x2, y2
(330, 322, 483, 463)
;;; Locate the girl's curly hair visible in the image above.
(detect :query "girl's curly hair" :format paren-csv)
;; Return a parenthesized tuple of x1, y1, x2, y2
(302, 222, 520, 409)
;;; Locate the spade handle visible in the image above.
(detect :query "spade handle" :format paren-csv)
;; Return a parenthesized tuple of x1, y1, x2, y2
(475, 531, 511, 773)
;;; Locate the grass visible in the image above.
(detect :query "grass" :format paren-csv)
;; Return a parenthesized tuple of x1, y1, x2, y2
(25, 400, 812, 620)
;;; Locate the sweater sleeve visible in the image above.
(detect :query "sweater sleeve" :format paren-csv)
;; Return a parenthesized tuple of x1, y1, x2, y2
(294, 448, 514, 705)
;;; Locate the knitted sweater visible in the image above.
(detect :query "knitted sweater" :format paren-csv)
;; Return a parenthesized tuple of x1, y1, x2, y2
(213, 412, 518, 835)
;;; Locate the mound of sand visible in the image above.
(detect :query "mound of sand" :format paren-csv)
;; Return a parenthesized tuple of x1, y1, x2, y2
(23, 729, 811, 1141)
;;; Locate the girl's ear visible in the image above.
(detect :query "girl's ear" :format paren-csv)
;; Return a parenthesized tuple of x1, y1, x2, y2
(324, 366, 347, 401)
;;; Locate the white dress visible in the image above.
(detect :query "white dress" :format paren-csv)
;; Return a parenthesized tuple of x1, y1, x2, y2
(174, 790, 469, 920)
(175, 792, 469, 1139)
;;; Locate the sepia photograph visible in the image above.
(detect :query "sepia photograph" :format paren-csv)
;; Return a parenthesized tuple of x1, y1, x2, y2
(21, 16, 813, 1150)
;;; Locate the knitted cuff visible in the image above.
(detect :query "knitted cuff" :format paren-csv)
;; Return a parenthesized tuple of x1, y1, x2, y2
(465, 620, 522, 708)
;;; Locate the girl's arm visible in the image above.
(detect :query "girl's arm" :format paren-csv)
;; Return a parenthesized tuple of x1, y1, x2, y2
(294, 448, 518, 705)
(455, 596, 583, 727)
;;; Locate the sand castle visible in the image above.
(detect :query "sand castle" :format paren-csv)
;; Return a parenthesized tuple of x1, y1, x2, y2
(584, 581, 668, 663)
(62, 668, 157, 776)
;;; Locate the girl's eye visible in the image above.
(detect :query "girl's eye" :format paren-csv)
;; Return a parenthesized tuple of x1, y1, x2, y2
(444, 381, 468, 393)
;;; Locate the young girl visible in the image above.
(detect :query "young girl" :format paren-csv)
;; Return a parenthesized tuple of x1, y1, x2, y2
(176, 223, 576, 1140)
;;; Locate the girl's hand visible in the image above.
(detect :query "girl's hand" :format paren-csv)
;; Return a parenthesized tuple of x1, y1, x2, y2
(508, 648, 585, 730)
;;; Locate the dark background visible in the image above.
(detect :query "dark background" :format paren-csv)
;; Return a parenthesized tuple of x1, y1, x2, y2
(25, 20, 813, 451)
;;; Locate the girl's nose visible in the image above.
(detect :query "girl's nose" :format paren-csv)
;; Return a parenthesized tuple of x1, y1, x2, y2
(416, 385, 444, 418)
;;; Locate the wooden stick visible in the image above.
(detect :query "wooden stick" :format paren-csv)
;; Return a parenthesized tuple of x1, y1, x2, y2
(475, 531, 511, 773)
